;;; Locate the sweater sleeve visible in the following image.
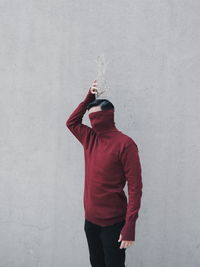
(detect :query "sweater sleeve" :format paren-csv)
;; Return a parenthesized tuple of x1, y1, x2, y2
(66, 88, 96, 146)
(119, 140, 143, 241)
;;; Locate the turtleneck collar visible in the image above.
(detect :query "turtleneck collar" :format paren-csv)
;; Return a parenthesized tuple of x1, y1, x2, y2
(89, 109, 118, 135)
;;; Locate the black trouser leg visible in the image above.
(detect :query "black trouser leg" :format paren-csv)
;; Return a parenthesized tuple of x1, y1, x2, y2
(84, 219, 106, 267)
(100, 220, 126, 267)
(84, 219, 126, 267)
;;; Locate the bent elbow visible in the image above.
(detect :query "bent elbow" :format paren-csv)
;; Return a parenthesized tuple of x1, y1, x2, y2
(66, 119, 72, 129)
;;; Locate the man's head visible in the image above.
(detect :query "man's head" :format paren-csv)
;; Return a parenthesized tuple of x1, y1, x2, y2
(87, 99, 115, 114)
(87, 99, 117, 134)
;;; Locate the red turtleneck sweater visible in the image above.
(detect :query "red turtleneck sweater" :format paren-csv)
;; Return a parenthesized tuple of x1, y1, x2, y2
(66, 88, 143, 241)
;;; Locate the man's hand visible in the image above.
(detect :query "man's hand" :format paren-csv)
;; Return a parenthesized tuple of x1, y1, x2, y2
(90, 80, 105, 97)
(118, 234, 134, 249)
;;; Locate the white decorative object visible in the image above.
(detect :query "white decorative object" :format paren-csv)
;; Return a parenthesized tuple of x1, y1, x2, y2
(94, 53, 110, 99)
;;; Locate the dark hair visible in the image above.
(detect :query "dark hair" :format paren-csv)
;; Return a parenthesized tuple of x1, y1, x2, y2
(87, 99, 115, 111)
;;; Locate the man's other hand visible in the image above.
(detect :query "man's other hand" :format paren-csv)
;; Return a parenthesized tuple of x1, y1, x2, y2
(118, 234, 134, 249)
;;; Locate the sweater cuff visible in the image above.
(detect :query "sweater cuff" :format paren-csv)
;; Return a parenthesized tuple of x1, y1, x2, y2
(120, 220, 136, 241)
(83, 87, 96, 103)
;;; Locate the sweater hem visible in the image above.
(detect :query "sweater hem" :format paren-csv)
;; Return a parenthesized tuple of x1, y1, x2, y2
(84, 213, 126, 227)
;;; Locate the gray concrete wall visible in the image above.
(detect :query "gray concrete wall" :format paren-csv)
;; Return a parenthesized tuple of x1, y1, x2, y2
(1, 1, 200, 266)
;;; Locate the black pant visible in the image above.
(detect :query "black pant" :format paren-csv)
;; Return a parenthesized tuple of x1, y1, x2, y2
(84, 219, 126, 267)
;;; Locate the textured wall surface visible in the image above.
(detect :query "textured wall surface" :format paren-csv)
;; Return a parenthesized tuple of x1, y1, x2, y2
(1, 1, 200, 266)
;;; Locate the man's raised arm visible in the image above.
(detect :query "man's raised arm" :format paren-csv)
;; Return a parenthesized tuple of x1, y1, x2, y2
(66, 87, 96, 146)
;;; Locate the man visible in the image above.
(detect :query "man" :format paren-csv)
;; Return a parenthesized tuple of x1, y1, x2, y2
(66, 80, 143, 267)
